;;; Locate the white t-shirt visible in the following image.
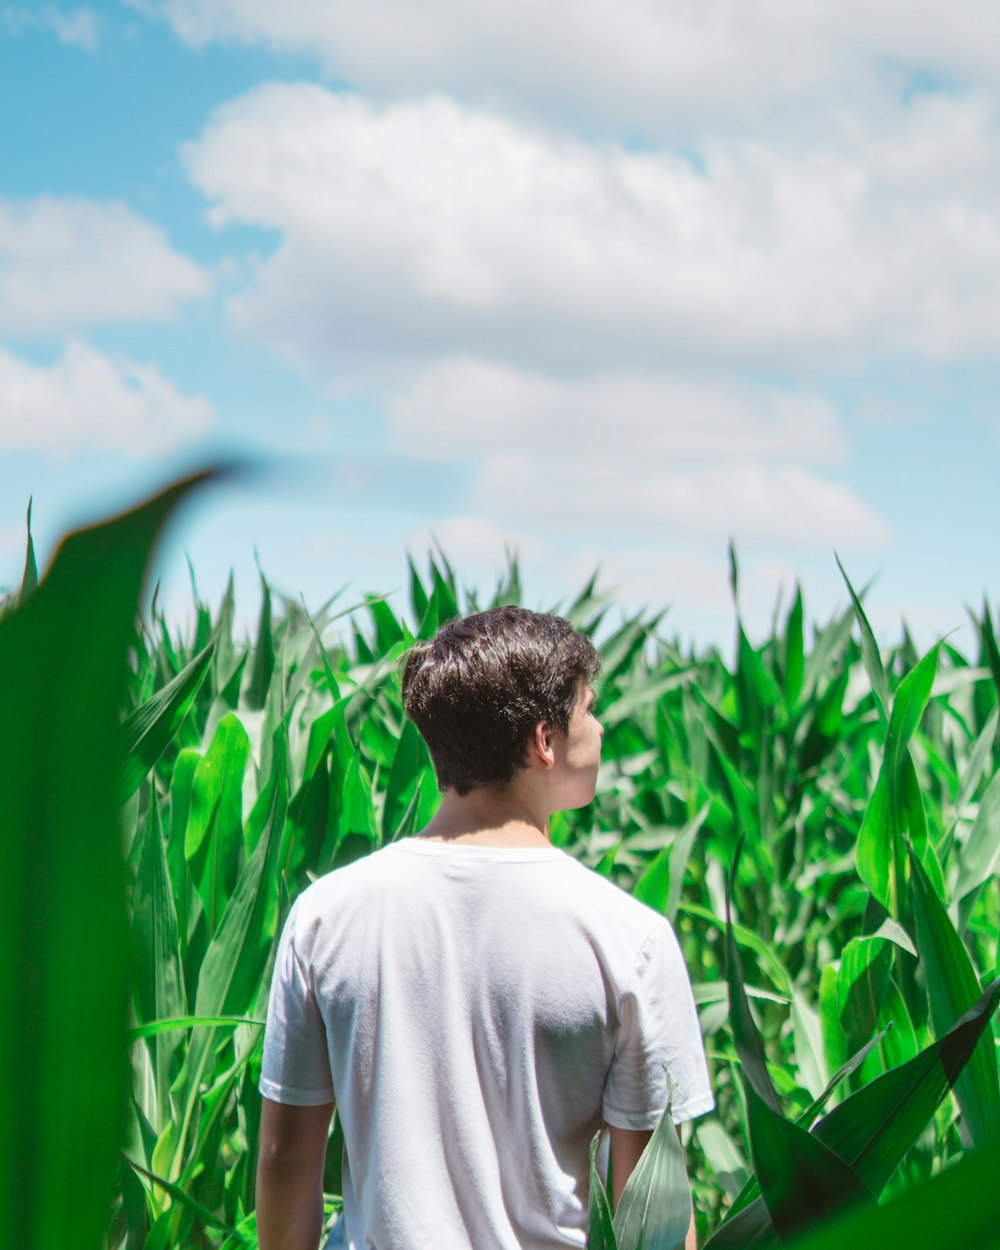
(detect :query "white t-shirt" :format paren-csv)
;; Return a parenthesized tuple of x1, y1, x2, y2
(260, 839, 713, 1250)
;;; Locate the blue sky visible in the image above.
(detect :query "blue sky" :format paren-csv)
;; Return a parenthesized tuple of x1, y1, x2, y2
(2, 1, 999, 650)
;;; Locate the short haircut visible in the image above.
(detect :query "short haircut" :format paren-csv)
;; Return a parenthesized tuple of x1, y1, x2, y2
(401, 606, 602, 795)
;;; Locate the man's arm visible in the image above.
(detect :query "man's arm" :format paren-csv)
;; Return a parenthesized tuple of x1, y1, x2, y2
(607, 1125, 698, 1250)
(256, 1098, 334, 1250)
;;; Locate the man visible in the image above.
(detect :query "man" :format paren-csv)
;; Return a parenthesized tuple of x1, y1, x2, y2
(257, 606, 713, 1250)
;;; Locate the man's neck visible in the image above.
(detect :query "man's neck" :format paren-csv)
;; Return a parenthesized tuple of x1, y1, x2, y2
(417, 786, 551, 848)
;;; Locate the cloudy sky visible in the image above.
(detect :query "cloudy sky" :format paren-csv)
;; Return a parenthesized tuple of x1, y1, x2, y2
(2, 1, 998, 648)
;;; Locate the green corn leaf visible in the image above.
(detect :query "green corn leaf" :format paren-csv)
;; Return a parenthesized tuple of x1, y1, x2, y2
(613, 1090, 692, 1250)
(835, 557, 890, 722)
(367, 593, 406, 651)
(783, 1139, 1000, 1250)
(342, 750, 379, 842)
(855, 770, 898, 916)
(837, 937, 892, 1048)
(407, 554, 429, 624)
(784, 584, 805, 707)
(857, 644, 939, 917)
(980, 600, 1000, 706)
(835, 557, 890, 721)
(716, 1027, 893, 1230)
(695, 1121, 748, 1202)
(132, 798, 187, 1124)
(171, 733, 287, 1177)
(633, 806, 708, 925)
(955, 766, 1000, 928)
(18, 497, 37, 605)
(128, 1015, 265, 1041)
(0, 470, 214, 1250)
(184, 713, 250, 935)
(799, 1027, 894, 1127)
(725, 844, 781, 1113)
(123, 1157, 240, 1238)
(745, 1082, 873, 1242)
(706, 979, 1000, 1249)
(121, 634, 217, 799)
(884, 645, 939, 779)
(726, 849, 873, 1240)
(382, 719, 434, 841)
(244, 569, 275, 711)
(194, 728, 287, 1018)
(588, 1134, 618, 1250)
(910, 850, 1000, 1149)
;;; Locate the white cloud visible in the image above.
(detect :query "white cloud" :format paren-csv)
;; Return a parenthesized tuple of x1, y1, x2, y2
(475, 454, 889, 548)
(135, 0, 1000, 137)
(407, 515, 546, 568)
(2, 6, 99, 52)
(186, 86, 1000, 375)
(46, 6, 98, 51)
(0, 339, 213, 455)
(0, 197, 211, 338)
(389, 358, 845, 466)
(385, 359, 887, 548)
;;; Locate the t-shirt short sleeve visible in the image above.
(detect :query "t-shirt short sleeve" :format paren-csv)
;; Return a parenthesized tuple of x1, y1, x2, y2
(602, 919, 714, 1130)
(259, 900, 335, 1106)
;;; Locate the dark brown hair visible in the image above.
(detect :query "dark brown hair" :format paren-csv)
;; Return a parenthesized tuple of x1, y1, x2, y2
(401, 606, 601, 795)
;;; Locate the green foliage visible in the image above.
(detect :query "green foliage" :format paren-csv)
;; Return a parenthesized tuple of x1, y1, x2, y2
(4, 483, 999, 1250)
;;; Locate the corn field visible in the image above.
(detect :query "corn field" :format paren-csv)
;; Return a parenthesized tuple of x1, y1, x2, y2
(1, 473, 998, 1250)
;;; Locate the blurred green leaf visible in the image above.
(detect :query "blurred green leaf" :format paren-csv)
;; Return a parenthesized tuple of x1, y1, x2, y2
(783, 1139, 1000, 1250)
(0, 470, 213, 1250)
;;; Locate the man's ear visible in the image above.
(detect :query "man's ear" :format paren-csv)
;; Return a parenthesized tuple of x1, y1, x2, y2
(532, 721, 556, 769)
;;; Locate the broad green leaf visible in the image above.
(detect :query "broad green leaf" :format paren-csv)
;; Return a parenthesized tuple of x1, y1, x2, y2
(613, 1090, 692, 1250)
(784, 1139, 1000, 1250)
(706, 979, 1000, 1249)
(195, 732, 287, 1019)
(172, 735, 287, 1177)
(884, 645, 939, 780)
(837, 937, 892, 1048)
(341, 750, 378, 842)
(382, 719, 433, 840)
(121, 635, 217, 799)
(0, 470, 213, 1250)
(633, 806, 708, 924)
(745, 1082, 873, 1242)
(910, 850, 1000, 1149)
(856, 770, 897, 914)
(184, 713, 250, 934)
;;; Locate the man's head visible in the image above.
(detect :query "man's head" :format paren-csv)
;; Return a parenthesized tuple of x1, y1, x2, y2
(402, 606, 602, 796)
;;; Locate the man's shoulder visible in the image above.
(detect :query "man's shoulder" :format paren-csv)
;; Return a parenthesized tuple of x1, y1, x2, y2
(549, 852, 672, 943)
